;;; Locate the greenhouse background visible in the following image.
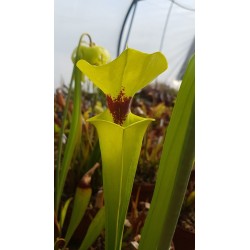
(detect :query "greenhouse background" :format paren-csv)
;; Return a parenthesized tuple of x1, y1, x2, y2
(54, 1, 195, 249)
(54, 0, 195, 90)
(2, 0, 250, 249)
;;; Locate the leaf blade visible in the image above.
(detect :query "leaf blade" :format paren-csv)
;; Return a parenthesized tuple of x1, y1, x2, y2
(78, 206, 105, 250)
(60, 197, 73, 231)
(139, 54, 195, 250)
(55, 68, 82, 213)
(76, 48, 168, 98)
(64, 187, 92, 246)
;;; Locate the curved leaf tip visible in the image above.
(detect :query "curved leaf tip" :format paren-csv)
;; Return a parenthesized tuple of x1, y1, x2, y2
(76, 48, 168, 98)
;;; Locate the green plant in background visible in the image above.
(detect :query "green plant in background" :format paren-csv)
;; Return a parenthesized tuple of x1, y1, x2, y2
(55, 33, 110, 208)
(54, 33, 110, 250)
(76, 48, 168, 250)
(71, 33, 110, 67)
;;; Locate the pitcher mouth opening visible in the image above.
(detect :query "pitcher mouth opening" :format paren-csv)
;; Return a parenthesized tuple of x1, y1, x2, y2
(87, 110, 154, 129)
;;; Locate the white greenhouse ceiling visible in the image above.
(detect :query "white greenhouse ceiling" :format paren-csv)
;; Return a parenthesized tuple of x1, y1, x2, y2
(55, 0, 195, 90)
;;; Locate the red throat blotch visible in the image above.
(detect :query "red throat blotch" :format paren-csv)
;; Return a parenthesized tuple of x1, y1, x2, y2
(106, 88, 132, 125)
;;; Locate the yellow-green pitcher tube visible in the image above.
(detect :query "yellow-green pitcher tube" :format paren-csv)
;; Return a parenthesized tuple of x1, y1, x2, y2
(88, 111, 153, 250)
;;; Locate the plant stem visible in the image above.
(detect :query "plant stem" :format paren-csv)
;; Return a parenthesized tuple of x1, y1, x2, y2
(55, 69, 74, 215)
(55, 33, 91, 215)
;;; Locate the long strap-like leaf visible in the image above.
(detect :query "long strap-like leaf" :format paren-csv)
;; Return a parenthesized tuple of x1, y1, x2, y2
(55, 33, 90, 214)
(63, 163, 100, 248)
(139, 55, 195, 250)
(78, 206, 105, 250)
(55, 68, 82, 213)
(64, 187, 92, 247)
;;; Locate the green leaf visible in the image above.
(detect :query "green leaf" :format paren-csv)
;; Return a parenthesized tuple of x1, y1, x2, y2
(60, 197, 73, 232)
(76, 48, 168, 98)
(55, 34, 87, 215)
(55, 68, 82, 213)
(79, 206, 105, 250)
(63, 163, 100, 247)
(88, 112, 153, 250)
(139, 55, 195, 250)
(64, 186, 92, 247)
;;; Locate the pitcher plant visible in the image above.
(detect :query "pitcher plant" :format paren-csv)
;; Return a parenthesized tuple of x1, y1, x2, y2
(77, 48, 168, 250)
